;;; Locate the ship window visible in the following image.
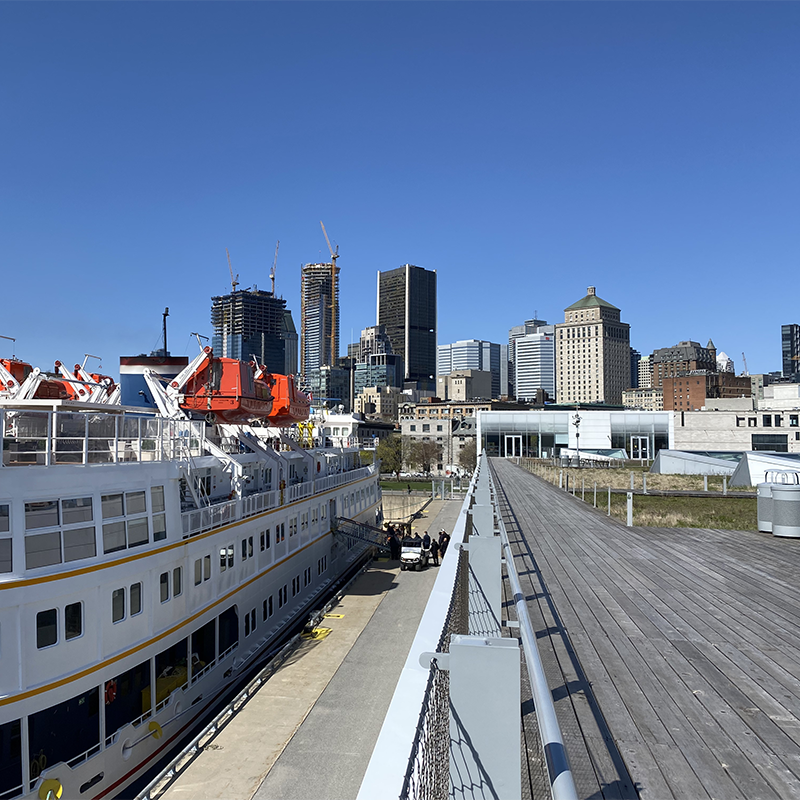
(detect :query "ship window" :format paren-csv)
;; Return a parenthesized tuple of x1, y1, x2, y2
(241, 539, 247, 560)
(65, 602, 82, 640)
(203, 555, 211, 580)
(0, 503, 8, 533)
(130, 582, 142, 615)
(62, 497, 93, 525)
(248, 536, 253, 558)
(154, 639, 188, 705)
(227, 545, 234, 568)
(36, 608, 58, 648)
(104, 660, 150, 740)
(261, 529, 270, 550)
(103, 521, 127, 554)
(219, 548, 227, 572)
(112, 588, 125, 622)
(0, 539, 10, 573)
(102, 494, 124, 519)
(250, 609, 256, 633)
(126, 491, 146, 515)
(25, 531, 62, 569)
(0, 719, 22, 798)
(151, 486, 165, 513)
(244, 612, 250, 637)
(28, 687, 100, 777)
(218, 606, 239, 655)
(25, 500, 59, 530)
(152, 512, 166, 541)
(160, 572, 170, 603)
(128, 517, 149, 548)
(194, 559, 202, 586)
(64, 526, 96, 562)
(173, 567, 182, 597)
(192, 619, 215, 675)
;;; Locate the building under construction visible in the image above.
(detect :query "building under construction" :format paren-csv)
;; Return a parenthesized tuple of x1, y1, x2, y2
(211, 289, 297, 376)
(300, 262, 339, 380)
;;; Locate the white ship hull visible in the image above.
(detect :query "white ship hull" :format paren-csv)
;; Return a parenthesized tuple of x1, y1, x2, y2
(0, 405, 382, 800)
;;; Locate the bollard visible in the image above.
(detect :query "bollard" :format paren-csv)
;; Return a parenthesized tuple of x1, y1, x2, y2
(704, 475, 708, 492)
(582, 478, 585, 501)
(643, 474, 647, 494)
(608, 486, 611, 516)
(594, 482, 597, 507)
(559, 470, 563, 489)
(630, 472, 634, 490)
(627, 491, 633, 527)
(723, 476, 728, 496)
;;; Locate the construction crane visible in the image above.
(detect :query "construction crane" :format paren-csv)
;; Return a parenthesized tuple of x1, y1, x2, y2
(270, 240, 279, 295)
(226, 248, 239, 292)
(742, 352, 749, 376)
(320, 221, 339, 365)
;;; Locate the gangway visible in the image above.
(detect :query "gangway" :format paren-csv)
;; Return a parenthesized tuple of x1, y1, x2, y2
(335, 517, 391, 553)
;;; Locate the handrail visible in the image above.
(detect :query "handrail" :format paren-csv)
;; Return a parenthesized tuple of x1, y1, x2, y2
(489, 458, 579, 800)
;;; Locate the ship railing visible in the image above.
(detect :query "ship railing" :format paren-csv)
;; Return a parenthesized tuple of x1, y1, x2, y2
(0, 410, 205, 467)
(66, 742, 102, 769)
(1, 781, 23, 800)
(190, 658, 217, 685)
(180, 466, 374, 538)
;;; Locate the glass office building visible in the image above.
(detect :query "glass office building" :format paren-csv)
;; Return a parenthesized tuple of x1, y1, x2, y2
(477, 410, 672, 460)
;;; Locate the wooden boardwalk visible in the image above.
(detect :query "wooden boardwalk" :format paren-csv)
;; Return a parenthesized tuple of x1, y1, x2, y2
(492, 457, 800, 800)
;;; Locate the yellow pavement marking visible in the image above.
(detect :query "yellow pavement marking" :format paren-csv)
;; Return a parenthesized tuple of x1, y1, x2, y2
(323, 613, 345, 619)
(301, 627, 333, 641)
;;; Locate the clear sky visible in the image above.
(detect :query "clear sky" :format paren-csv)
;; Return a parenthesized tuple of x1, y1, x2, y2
(2, 1, 798, 378)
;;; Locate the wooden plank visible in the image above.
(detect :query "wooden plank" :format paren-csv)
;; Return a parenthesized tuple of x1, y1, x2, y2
(491, 458, 800, 800)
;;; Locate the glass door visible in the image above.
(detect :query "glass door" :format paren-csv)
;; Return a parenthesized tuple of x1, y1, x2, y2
(503, 435, 522, 458)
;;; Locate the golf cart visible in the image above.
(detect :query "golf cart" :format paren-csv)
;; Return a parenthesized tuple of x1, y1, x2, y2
(400, 537, 430, 571)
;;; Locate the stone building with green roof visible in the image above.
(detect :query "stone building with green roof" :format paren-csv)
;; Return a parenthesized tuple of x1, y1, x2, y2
(555, 286, 631, 405)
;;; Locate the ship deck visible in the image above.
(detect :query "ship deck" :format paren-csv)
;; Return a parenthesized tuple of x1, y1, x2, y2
(493, 457, 800, 800)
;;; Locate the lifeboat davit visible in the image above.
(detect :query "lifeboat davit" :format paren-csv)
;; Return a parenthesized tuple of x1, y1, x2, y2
(0, 358, 68, 400)
(179, 356, 275, 424)
(266, 373, 311, 426)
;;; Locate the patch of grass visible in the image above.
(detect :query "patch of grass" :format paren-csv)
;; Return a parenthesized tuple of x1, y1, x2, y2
(380, 480, 435, 492)
(604, 493, 756, 530)
(526, 462, 754, 493)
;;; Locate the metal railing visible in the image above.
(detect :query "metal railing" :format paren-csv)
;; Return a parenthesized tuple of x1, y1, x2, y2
(359, 453, 578, 800)
(0, 409, 205, 467)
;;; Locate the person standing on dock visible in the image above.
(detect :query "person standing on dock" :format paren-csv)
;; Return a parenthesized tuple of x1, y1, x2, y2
(438, 530, 450, 557)
(430, 537, 440, 566)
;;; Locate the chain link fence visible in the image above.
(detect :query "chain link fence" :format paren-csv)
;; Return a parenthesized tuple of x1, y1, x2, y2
(400, 545, 469, 800)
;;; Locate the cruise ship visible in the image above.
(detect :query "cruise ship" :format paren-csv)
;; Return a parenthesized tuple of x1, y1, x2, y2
(0, 350, 382, 800)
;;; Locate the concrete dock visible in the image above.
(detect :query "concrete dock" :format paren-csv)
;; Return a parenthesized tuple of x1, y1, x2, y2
(157, 498, 462, 800)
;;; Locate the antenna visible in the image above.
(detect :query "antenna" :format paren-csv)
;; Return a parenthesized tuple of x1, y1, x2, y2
(270, 240, 279, 295)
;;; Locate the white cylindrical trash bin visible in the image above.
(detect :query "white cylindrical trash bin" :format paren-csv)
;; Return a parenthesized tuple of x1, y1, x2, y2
(772, 484, 800, 538)
(757, 483, 773, 533)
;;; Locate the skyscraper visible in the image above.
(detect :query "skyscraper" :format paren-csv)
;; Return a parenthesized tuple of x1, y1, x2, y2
(300, 261, 339, 380)
(437, 339, 502, 398)
(555, 286, 631, 405)
(514, 327, 555, 402)
(376, 264, 437, 390)
(783, 324, 800, 380)
(211, 289, 290, 374)
(508, 318, 547, 397)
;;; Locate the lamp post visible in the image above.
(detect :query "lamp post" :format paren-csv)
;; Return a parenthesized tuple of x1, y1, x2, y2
(573, 412, 581, 467)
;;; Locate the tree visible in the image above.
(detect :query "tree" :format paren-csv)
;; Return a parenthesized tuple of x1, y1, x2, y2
(376, 435, 403, 477)
(405, 439, 442, 475)
(459, 438, 477, 473)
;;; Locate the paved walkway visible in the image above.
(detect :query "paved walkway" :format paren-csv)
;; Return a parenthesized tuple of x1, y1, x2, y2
(160, 499, 462, 800)
(492, 457, 800, 800)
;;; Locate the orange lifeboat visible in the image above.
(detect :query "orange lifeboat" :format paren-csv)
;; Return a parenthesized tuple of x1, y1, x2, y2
(178, 355, 274, 424)
(266, 373, 311, 426)
(0, 358, 68, 400)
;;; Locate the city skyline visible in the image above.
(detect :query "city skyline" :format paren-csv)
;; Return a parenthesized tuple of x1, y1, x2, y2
(3, 3, 799, 377)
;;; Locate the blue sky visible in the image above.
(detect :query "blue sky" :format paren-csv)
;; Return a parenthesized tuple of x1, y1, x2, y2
(2, 2, 798, 377)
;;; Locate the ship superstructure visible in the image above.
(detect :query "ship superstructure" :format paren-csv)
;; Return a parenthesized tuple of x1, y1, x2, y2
(0, 365, 381, 799)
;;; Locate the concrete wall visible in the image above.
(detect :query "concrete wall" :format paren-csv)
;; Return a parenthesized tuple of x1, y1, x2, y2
(381, 491, 431, 523)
